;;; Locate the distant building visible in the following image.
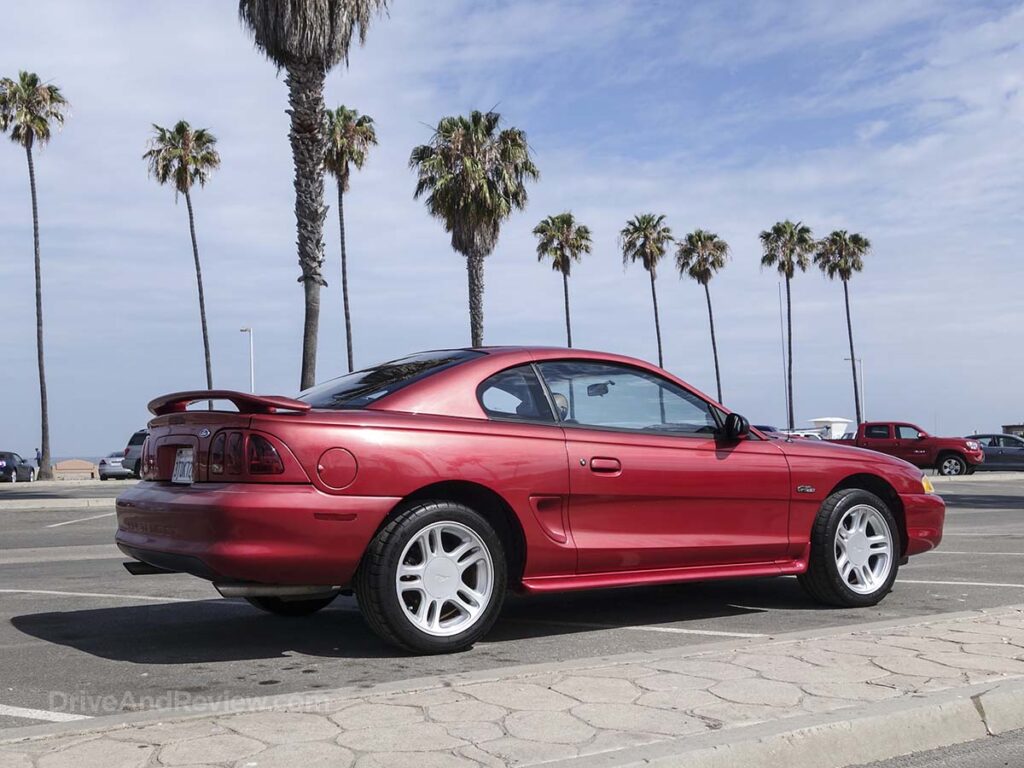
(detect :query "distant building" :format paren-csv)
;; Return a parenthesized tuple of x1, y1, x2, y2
(808, 417, 853, 440)
(1003, 424, 1024, 437)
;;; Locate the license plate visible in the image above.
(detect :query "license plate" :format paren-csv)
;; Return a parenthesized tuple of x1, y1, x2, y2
(171, 448, 194, 485)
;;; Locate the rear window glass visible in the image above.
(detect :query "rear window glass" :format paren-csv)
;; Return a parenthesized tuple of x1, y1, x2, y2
(299, 350, 483, 410)
(128, 432, 147, 446)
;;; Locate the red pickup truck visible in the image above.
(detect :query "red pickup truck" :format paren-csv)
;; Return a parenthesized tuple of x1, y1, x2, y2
(833, 422, 984, 476)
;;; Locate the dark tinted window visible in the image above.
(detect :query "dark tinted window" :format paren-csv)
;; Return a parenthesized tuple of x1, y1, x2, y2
(299, 350, 483, 410)
(478, 366, 554, 422)
(537, 360, 718, 435)
(128, 431, 147, 446)
(864, 425, 890, 439)
(999, 436, 1024, 448)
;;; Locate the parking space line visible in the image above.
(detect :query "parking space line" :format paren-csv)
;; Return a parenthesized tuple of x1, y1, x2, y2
(0, 703, 90, 723)
(900, 579, 1024, 589)
(924, 551, 1024, 556)
(45, 511, 116, 528)
(507, 618, 765, 638)
(0, 588, 196, 603)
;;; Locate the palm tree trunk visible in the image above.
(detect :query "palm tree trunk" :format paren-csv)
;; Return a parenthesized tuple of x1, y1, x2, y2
(183, 188, 213, 399)
(785, 275, 795, 430)
(704, 282, 722, 403)
(467, 251, 484, 347)
(844, 279, 863, 424)
(649, 270, 663, 368)
(337, 178, 354, 372)
(562, 270, 573, 348)
(286, 61, 328, 391)
(25, 144, 51, 480)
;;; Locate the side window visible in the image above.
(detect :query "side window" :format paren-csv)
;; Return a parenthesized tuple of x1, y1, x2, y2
(477, 366, 554, 423)
(864, 425, 891, 439)
(999, 436, 1023, 448)
(896, 426, 920, 440)
(536, 360, 718, 435)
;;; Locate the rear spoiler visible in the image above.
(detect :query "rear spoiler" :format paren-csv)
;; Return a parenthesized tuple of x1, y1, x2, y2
(148, 390, 312, 416)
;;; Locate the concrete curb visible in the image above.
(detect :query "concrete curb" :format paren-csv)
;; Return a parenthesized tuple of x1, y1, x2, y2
(930, 472, 1024, 482)
(0, 498, 115, 512)
(1, 605, 1021, 747)
(544, 679, 1024, 768)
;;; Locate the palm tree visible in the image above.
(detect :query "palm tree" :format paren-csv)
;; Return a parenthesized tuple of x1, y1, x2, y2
(676, 230, 729, 403)
(410, 110, 539, 347)
(238, 0, 389, 390)
(533, 212, 592, 347)
(143, 121, 221, 396)
(760, 220, 814, 429)
(621, 214, 673, 367)
(815, 230, 871, 425)
(0, 71, 69, 481)
(325, 106, 377, 372)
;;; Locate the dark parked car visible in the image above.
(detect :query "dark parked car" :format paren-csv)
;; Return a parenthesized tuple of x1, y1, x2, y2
(122, 429, 148, 478)
(967, 434, 1024, 470)
(0, 452, 36, 482)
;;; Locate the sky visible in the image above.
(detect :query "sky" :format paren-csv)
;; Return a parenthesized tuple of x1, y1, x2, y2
(1, 0, 1022, 457)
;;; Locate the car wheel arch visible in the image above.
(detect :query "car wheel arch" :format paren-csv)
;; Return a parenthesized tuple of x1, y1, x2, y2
(381, 480, 527, 588)
(827, 473, 908, 557)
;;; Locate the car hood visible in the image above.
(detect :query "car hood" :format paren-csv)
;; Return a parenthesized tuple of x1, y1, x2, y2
(774, 434, 918, 471)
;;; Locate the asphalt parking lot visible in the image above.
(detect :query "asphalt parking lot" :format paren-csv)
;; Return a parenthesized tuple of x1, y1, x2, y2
(1, 476, 1022, 732)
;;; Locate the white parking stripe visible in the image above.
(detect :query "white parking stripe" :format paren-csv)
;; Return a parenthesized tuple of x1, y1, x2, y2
(508, 618, 764, 638)
(924, 551, 1024, 556)
(900, 579, 1024, 589)
(0, 588, 194, 603)
(0, 703, 90, 722)
(46, 511, 115, 528)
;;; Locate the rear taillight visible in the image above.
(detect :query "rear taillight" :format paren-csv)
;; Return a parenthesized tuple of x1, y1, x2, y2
(209, 433, 225, 475)
(141, 438, 157, 480)
(226, 432, 243, 474)
(248, 434, 284, 474)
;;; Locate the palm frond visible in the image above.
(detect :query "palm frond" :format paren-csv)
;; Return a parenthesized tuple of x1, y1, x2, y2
(620, 213, 673, 276)
(676, 229, 729, 285)
(0, 71, 69, 149)
(143, 120, 221, 198)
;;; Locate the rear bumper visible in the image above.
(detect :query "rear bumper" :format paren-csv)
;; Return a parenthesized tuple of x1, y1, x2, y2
(901, 492, 945, 556)
(115, 481, 400, 585)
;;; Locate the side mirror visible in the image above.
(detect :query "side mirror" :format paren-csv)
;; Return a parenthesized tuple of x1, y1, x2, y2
(917, 433, 927, 440)
(724, 413, 750, 440)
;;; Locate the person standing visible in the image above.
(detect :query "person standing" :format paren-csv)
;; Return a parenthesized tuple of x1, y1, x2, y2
(35, 448, 41, 468)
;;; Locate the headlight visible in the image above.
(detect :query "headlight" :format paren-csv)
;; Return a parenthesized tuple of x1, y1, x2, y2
(921, 475, 936, 494)
(965, 441, 980, 451)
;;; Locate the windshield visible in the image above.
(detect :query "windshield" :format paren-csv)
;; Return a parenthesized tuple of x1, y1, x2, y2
(298, 350, 483, 410)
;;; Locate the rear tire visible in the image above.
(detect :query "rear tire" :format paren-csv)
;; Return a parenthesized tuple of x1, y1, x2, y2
(937, 454, 967, 476)
(245, 594, 337, 616)
(355, 500, 507, 654)
(798, 488, 900, 607)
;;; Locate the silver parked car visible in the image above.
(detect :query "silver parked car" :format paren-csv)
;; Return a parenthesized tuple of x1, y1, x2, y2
(122, 429, 148, 478)
(98, 451, 134, 480)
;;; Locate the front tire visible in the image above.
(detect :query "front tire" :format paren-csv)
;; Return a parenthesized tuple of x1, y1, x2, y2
(245, 594, 337, 616)
(799, 488, 900, 607)
(938, 454, 967, 476)
(356, 500, 507, 654)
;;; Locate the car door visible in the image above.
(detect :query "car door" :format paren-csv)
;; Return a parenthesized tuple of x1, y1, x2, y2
(534, 359, 791, 573)
(998, 436, 1024, 469)
(894, 425, 930, 465)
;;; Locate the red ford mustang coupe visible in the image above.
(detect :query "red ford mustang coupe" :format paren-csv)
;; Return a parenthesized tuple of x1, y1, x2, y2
(116, 347, 944, 653)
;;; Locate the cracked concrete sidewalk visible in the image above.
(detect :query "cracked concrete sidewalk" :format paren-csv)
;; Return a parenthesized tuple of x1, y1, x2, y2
(2, 607, 1024, 768)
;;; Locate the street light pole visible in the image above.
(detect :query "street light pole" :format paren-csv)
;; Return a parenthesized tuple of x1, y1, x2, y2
(240, 327, 254, 393)
(844, 356, 865, 422)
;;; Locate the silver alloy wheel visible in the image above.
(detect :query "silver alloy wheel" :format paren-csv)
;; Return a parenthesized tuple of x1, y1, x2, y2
(395, 521, 494, 637)
(941, 457, 963, 476)
(834, 503, 893, 595)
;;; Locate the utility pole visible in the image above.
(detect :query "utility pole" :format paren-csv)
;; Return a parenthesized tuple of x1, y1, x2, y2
(240, 327, 255, 393)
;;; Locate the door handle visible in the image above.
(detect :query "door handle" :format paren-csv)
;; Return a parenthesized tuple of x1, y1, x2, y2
(590, 457, 621, 474)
